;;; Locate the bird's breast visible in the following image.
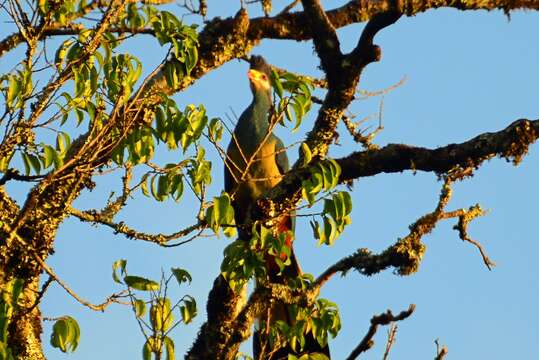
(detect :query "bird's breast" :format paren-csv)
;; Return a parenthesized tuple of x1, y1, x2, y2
(227, 137, 282, 200)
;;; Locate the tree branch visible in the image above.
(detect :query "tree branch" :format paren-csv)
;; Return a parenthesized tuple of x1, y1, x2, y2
(383, 323, 398, 360)
(348, 0, 402, 67)
(68, 206, 205, 246)
(1, 220, 127, 312)
(338, 119, 538, 180)
(453, 205, 495, 270)
(346, 304, 416, 360)
(300, 0, 342, 73)
(313, 175, 487, 288)
(0, 169, 45, 185)
(36, 254, 127, 312)
(248, 0, 539, 41)
(434, 339, 449, 360)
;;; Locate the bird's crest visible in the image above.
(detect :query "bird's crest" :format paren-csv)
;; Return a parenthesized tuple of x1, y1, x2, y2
(250, 55, 272, 79)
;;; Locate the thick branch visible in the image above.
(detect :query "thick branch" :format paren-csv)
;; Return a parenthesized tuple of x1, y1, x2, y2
(5, 0, 537, 65)
(300, 0, 342, 73)
(348, 2, 402, 67)
(248, 0, 539, 41)
(265, 118, 537, 211)
(338, 119, 538, 180)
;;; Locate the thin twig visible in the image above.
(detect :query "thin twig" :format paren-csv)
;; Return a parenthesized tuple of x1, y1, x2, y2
(22, 276, 54, 315)
(3, 220, 128, 312)
(434, 339, 448, 360)
(34, 255, 127, 312)
(68, 206, 206, 246)
(382, 323, 398, 360)
(278, 0, 300, 15)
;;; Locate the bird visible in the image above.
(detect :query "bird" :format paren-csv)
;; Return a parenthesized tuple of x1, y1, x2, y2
(224, 55, 330, 359)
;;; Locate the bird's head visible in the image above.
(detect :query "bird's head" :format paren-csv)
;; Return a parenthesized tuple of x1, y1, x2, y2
(248, 55, 272, 98)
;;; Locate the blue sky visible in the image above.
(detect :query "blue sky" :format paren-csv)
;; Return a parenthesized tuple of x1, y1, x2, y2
(2, 1, 538, 359)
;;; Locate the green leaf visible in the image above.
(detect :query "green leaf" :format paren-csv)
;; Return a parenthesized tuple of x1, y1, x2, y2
(216, 194, 230, 224)
(285, 103, 293, 123)
(112, 259, 127, 284)
(164, 336, 175, 360)
(134, 298, 146, 318)
(28, 154, 41, 174)
(123, 275, 159, 291)
(170, 174, 184, 202)
(157, 174, 169, 200)
(171, 268, 192, 285)
(140, 173, 150, 197)
(65, 42, 82, 64)
(271, 69, 284, 98)
(56, 132, 70, 154)
(180, 296, 197, 324)
(323, 216, 337, 246)
(150, 174, 164, 201)
(0, 153, 13, 173)
(6, 76, 21, 108)
(155, 106, 166, 139)
(185, 44, 198, 75)
(0, 341, 15, 360)
(291, 101, 304, 131)
(149, 298, 174, 332)
(9, 279, 24, 307)
(310, 220, 323, 245)
(142, 340, 152, 360)
(149, 303, 163, 331)
(208, 118, 223, 142)
(300, 143, 312, 167)
(205, 193, 235, 236)
(306, 354, 329, 360)
(50, 316, 80, 353)
(159, 298, 174, 331)
(327, 159, 341, 188)
(21, 153, 31, 176)
(41, 145, 55, 169)
(89, 66, 98, 94)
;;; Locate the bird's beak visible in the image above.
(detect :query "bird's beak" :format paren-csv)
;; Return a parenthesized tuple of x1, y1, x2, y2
(247, 69, 264, 82)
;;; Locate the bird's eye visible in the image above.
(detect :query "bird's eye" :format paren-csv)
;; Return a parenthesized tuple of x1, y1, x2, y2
(261, 74, 267, 81)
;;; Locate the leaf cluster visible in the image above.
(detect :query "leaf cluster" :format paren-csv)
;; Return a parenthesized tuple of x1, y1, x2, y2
(301, 159, 341, 205)
(311, 191, 352, 246)
(268, 297, 340, 358)
(205, 192, 236, 237)
(271, 71, 314, 131)
(112, 260, 197, 360)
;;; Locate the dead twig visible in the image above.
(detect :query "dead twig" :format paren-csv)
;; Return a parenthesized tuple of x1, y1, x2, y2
(346, 304, 416, 360)
(382, 323, 398, 360)
(434, 339, 448, 360)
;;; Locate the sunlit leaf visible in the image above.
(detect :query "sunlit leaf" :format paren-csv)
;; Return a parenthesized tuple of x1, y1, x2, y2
(50, 316, 80, 353)
(124, 275, 159, 291)
(112, 259, 127, 284)
(171, 268, 192, 285)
